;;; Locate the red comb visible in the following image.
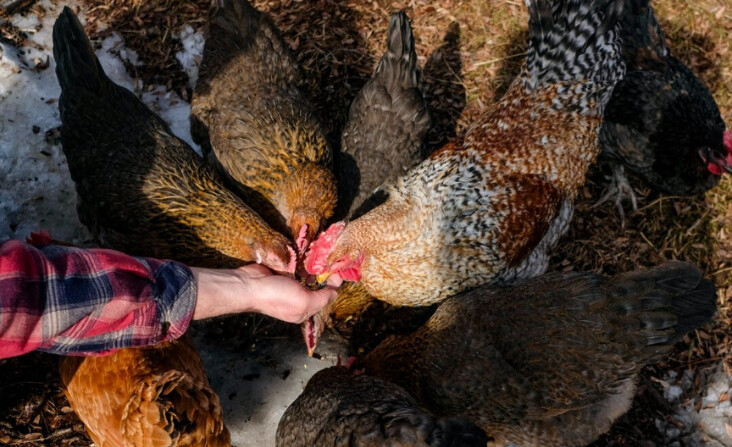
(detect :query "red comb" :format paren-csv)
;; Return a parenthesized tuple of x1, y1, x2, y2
(724, 130, 732, 153)
(304, 222, 346, 275)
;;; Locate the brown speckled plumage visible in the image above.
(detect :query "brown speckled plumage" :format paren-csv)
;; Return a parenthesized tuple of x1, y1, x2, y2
(309, 0, 627, 305)
(275, 366, 488, 447)
(191, 0, 336, 245)
(336, 11, 431, 221)
(53, 7, 292, 272)
(60, 337, 231, 447)
(361, 262, 717, 447)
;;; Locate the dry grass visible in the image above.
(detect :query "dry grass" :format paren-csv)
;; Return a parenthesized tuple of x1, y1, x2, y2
(1, 0, 731, 445)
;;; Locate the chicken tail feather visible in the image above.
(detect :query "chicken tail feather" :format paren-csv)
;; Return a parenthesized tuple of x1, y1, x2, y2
(376, 11, 420, 91)
(525, 0, 626, 89)
(609, 261, 717, 349)
(52, 7, 107, 93)
(618, 0, 668, 63)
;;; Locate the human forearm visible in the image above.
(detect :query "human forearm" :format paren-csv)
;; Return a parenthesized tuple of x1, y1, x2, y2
(0, 240, 196, 358)
(191, 264, 337, 323)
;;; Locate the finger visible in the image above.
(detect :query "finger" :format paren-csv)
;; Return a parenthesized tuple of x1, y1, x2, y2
(312, 288, 337, 309)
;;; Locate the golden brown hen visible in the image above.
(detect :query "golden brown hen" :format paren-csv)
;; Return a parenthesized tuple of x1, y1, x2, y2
(53, 8, 274, 446)
(60, 336, 230, 447)
(53, 7, 294, 273)
(191, 0, 337, 252)
(360, 262, 717, 447)
(305, 0, 627, 305)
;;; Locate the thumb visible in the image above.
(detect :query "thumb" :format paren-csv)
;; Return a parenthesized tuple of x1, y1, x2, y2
(313, 287, 338, 307)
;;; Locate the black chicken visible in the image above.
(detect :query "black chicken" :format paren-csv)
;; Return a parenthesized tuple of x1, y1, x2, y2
(598, 0, 731, 216)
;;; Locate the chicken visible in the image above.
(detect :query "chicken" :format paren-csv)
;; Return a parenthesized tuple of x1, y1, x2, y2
(598, 0, 732, 214)
(53, 7, 293, 273)
(191, 0, 337, 252)
(275, 366, 488, 447)
(359, 262, 717, 447)
(303, 11, 431, 355)
(60, 336, 230, 447)
(336, 11, 431, 221)
(54, 8, 264, 446)
(305, 0, 627, 306)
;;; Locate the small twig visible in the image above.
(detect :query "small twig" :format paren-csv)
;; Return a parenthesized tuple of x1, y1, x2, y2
(635, 195, 691, 212)
(712, 266, 732, 276)
(685, 209, 711, 236)
(639, 231, 657, 251)
(472, 52, 527, 68)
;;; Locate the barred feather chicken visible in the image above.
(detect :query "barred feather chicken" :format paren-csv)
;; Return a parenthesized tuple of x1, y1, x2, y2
(60, 337, 230, 447)
(275, 366, 488, 447)
(191, 0, 337, 252)
(304, 11, 431, 356)
(336, 11, 431, 220)
(53, 7, 293, 273)
(360, 262, 717, 447)
(598, 0, 732, 213)
(306, 0, 627, 306)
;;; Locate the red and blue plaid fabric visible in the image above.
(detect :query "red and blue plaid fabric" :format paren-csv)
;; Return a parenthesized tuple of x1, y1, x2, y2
(0, 240, 195, 358)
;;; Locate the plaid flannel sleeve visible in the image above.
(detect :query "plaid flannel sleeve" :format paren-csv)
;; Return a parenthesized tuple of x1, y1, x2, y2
(0, 240, 196, 358)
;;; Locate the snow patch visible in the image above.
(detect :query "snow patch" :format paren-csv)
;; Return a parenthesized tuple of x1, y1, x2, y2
(175, 24, 205, 89)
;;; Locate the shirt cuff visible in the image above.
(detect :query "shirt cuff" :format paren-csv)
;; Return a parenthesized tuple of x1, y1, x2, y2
(152, 260, 197, 343)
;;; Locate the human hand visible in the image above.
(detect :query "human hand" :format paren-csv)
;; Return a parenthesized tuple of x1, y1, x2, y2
(191, 264, 337, 323)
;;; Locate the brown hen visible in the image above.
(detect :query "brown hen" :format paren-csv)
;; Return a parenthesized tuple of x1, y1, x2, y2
(53, 7, 293, 274)
(60, 336, 230, 447)
(191, 0, 337, 252)
(53, 8, 272, 445)
(276, 366, 488, 447)
(305, 0, 628, 306)
(335, 10, 431, 221)
(360, 262, 717, 447)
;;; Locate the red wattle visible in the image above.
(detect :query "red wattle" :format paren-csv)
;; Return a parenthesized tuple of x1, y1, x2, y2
(708, 162, 723, 176)
(339, 267, 362, 282)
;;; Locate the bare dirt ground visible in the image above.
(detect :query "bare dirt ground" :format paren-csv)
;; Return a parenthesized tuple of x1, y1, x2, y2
(1, 0, 731, 445)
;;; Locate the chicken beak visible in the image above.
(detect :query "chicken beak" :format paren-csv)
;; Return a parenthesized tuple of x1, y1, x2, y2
(307, 345, 315, 358)
(316, 272, 331, 285)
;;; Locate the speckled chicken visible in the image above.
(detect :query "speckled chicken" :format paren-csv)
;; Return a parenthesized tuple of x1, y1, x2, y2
(60, 336, 230, 447)
(598, 0, 732, 212)
(303, 11, 431, 356)
(306, 0, 627, 306)
(191, 0, 337, 252)
(336, 11, 431, 220)
(360, 262, 717, 447)
(275, 366, 488, 447)
(53, 7, 293, 273)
